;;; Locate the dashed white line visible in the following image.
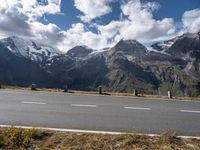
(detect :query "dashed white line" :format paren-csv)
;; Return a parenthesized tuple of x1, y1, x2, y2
(180, 110, 200, 113)
(21, 101, 46, 105)
(124, 107, 151, 110)
(71, 104, 97, 107)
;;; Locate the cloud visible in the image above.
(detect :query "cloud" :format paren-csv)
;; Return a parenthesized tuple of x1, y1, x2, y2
(0, 0, 107, 51)
(74, 0, 114, 22)
(0, 0, 61, 21)
(58, 23, 108, 50)
(1, 0, 199, 52)
(0, 0, 176, 51)
(30, 22, 65, 46)
(97, 0, 175, 44)
(0, 0, 63, 45)
(182, 8, 200, 33)
(0, 8, 32, 37)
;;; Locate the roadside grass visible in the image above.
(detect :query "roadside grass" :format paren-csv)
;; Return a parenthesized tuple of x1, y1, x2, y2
(0, 128, 50, 149)
(1, 85, 200, 101)
(0, 128, 200, 149)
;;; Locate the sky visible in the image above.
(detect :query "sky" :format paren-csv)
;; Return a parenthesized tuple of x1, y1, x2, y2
(0, 0, 200, 51)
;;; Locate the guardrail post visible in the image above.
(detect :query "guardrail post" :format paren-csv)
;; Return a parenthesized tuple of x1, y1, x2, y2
(168, 91, 172, 99)
(31, 84, 37, 91)
(98, 86, 102, 94)
(133, 89, 138, 96)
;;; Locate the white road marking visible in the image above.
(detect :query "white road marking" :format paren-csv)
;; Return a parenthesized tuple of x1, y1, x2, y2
(180, 110, 200, 113)
(21, 101, 46, 105)
(71, 104, 97, 107)
(0, 124, 200, 139)
(124, 107, 151, 110)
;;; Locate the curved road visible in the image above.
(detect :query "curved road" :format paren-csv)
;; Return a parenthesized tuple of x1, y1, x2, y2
(0, 89, 200, 136)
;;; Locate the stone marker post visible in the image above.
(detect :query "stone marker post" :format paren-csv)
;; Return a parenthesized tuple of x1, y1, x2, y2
(64, 85, 68, 92)
(168, 91, 172, 99)
(98, 86, 102, 94)
(133, 89, 138, 96)
(31, 84, 37, 91)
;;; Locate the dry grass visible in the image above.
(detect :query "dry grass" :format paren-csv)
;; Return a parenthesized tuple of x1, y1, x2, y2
(0, 128, 200, 150)
(1, 85, 200, 101)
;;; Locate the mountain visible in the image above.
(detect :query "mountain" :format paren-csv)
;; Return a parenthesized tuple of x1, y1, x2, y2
(167, 32, 200, 56)
(151, 32, 200, 79)
(0, 42, 55, 87)
(152, 32, 200, 56)
(0, 33, 200, 96)
(67, 46, 93, 59)
(151, 39, 175, 52)
(111, 39, 147, 54)
(1, 36, 62, 63)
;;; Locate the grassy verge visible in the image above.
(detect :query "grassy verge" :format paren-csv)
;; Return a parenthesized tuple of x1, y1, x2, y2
(0, 128, 199, 150)
(1, 85, 200, 101)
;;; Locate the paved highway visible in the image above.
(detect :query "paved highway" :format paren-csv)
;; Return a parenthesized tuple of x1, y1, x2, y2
(0, 89, 200, 136)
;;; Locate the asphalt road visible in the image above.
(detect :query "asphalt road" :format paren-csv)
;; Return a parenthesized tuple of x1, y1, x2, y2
(0, 89, 200, 136)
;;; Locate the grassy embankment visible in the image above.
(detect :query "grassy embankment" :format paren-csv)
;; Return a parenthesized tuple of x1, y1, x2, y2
(0, 128, 200, 150)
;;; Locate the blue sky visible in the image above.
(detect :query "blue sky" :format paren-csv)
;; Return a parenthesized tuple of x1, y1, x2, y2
(45, 0, 200, 31)
(0, 0, 200, 51)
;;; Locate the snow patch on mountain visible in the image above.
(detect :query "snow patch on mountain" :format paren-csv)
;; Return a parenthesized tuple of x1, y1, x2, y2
(0, 36, 62, 62)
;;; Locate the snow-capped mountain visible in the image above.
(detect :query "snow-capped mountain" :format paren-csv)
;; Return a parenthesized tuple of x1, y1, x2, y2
(66, 45, 94, 61)
(150, 39, 175, 53)
(0, 36, 62, 62)
(167, 32, 200, 55)
(0, 32, 200, 96)
(112, 39, 147, 55)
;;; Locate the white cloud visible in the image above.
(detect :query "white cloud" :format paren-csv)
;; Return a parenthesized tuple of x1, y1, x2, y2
(1, 0, 199, 52)
(0, 0, 176, 51)
(74, 0, 114, 22)
(182, 8, 200, 33)
(0, 0, 107, 51)
(0, 0, 66, 50)
(0, 0, 61, 21)
(98, 0, 175, 44)
(58, 23, 108, 50)
(0, 7, 32, 37)
(30, 22, 65, 46)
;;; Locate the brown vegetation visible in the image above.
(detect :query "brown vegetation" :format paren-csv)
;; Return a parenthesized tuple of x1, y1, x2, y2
(0, 128, 200, 150)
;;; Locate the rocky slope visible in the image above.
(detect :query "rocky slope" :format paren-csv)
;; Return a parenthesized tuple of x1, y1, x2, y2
(0, 32, 200, 96)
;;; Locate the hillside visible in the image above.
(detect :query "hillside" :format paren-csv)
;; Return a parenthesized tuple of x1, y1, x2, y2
(0, 32, 200, 96)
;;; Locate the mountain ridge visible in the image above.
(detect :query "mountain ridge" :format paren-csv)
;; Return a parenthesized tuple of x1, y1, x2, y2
(0, 32, 200, 96)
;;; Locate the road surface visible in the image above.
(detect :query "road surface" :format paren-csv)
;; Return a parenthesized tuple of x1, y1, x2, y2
(0, 89, 200, 136)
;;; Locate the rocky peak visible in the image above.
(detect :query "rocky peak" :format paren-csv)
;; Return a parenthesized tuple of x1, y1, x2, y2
(67, 45, 93, 58)
(167, 32, 200, 55)
(110, 39, 147, 57)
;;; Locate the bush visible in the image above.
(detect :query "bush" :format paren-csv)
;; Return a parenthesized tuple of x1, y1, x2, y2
(31, 129, 49, 140)
(0, 135, 4, 147)
(4, 128, 32, 148)
(0, 128, 48, 149)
